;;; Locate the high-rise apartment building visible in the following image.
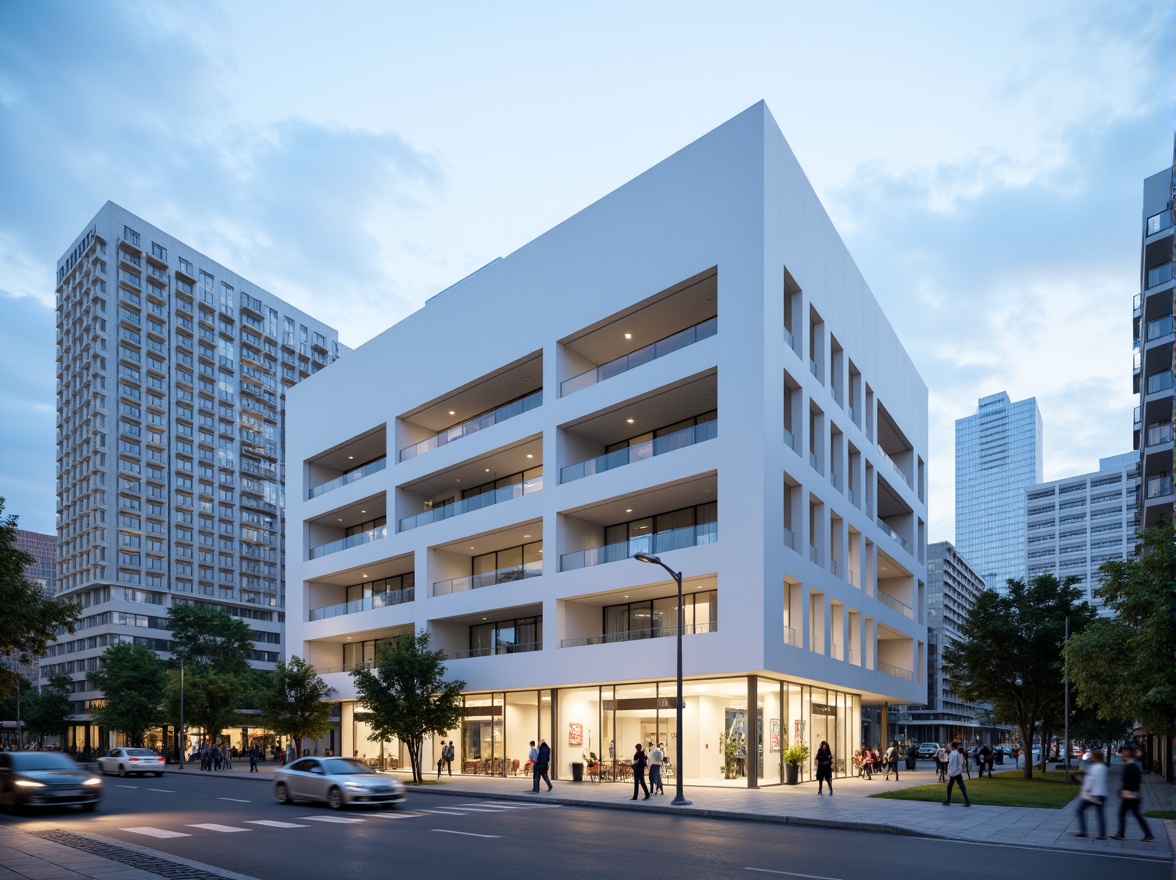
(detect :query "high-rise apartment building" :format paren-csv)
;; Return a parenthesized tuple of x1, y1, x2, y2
(1134, 159, 1174, 528)
(955, 392, 1043, 591)
(51, 202, 346, 750)
(1024, 453, 1140, 615)
(895, 541, 1002, 746)
(15, 529, 57, 596)
(285, 103, 929, 787)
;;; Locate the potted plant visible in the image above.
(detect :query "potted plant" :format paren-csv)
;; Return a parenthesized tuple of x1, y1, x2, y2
(782, 742, 809, 785)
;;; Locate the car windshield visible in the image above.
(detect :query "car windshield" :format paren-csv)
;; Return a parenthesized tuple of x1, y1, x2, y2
(125, 749, 157, 756)
(322, 758, 374, 776)
(11, 753, 82, 771)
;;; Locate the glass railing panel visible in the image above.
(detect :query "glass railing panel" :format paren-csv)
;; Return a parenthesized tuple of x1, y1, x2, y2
(308, 587, 414, 621)
(399, 474, 542, 531)
(399, 391, 542, 461)
(560, 317, 717, 396)
(784, 626, 800, 647)
(451, 641, 542, 660)
(1146, 424, 1173, 447)
(1146, 371, 1173, 394)
(432, 561, 542, 596)
(1146, 262, 1173, 289)
(1146, 315, 1173, 341)
(876, 518, 912, 553)
(877, 590, 914, 619)
(782, 526, 795, 550)
(559, 622, 715, 647)
(308, 526, 387, 560)
(560, 421, 717, 483)
(309, 457, 388, 499)
(878, 661, 913, 681)
(559, 523, 716, 571)
(1146, 210, 1173, 236)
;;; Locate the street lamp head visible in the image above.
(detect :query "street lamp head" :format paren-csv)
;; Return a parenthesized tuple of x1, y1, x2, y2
(633, 553, 661, 565)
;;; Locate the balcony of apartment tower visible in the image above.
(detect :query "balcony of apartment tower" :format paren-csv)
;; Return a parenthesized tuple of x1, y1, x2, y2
(306, 495, 388, 561)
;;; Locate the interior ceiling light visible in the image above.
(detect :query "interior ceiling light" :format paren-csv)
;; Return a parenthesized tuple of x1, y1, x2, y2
(624, 332, 632, 340)
(348, 455, 354, 460)
(449, 410, 455, 416)
(625, 509, 632, 513)
(626, 418, 634, 424)
(526, 453, 533, 459)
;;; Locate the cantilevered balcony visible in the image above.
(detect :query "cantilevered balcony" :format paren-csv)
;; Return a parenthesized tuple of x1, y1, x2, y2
(561, 419, 717, 483)
(399, 390, 541, 462)
(308, 585, 414, 620)
(309, 456, 387, 499)
(561, 316, 717, 396)
(560, 520, 717, 571)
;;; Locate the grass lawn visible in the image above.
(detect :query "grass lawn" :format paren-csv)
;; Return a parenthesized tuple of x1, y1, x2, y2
(869, 770, 1081, 809)
(1145, 810, 1175, 820)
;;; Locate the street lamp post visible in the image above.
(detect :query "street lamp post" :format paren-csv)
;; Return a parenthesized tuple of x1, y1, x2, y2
(178, 657, 185, 771)
(634, 553, 692, 806)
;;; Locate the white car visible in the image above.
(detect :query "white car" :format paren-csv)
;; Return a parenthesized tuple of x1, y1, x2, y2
(274, 756, 406, 810)
(100, 747, 166, 777)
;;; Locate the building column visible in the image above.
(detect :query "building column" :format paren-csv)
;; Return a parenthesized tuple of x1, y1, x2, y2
(747, 676, 758, 790)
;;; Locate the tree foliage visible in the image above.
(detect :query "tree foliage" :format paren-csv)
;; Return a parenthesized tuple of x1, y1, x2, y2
(350, 632, 465, 784)
(259, 656, 333, 758)
(163, 667, 245, 741)
(166, 603, 254, 676)
(1065, 520, 1176, 740)
(941, 573, 1094, 778)
(24, 674, 72, 745)
(91, 642, 167, 747)
(0, 498, 79, 699)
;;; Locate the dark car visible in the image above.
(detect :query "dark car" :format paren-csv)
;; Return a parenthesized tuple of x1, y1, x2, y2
(0, 751, 103, 813)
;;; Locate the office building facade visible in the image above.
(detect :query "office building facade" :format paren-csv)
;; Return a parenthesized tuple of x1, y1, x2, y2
(1135, 160, 1174, 528)
(955, 392, 1043, 591)
(285, 103, 929, 787)
(51, 202, 346, 750)
(1024, 453, 1140, 615)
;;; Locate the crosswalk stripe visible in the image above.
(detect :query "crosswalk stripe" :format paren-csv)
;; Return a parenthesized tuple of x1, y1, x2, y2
(416, 809, 470, 816)
(186, 823, 251, 833)
(366, 812, 418, 819)
(122, 827, 191, 839)
(299, 816, 365, 824)
(245, 820, 309, 828)
(483, 800, 561, 809)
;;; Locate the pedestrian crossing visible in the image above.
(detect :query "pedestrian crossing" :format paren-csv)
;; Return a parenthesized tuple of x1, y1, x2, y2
(119, 800, 560, 839)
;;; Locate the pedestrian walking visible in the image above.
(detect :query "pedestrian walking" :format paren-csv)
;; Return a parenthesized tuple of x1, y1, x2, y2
(943, 741, 972, 807)
(528, 741, 540, 791)
(649, 741, 665, 794)
(935, 745, 949, 782)
(443, 741, 455, 776)
(985, 746, 996, 778)
(222, 745, 232, 771)
(630, 743, 650, 800)
(285, 742, 295, 765)
(536, 738, 553, 792)
(815, 741, 833, 795)
(248, 744, 259, 773)
(1111, 747, 1154, 841)
(884, 740, 899, 780)
(1073, 748, 1107, 839)
(977, 744, 991, 778)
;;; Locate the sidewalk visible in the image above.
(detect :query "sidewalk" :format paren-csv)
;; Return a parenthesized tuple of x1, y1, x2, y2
(0, 761, 1170, 879)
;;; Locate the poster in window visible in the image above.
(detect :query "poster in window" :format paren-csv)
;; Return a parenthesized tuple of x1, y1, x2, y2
(794, 719, 806, 745)
(568, 722, 583, 747)
(770, 719, 781, 752)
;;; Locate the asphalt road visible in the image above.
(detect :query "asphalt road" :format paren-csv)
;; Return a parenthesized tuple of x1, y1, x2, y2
(2, 772, 1168, 880)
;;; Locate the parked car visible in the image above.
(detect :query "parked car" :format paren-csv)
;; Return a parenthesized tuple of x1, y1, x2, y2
(916, 742, 940, 759)
(0, 751, 103, 813)
(100, 747, 166, 777)
(274, 756, 406, 810)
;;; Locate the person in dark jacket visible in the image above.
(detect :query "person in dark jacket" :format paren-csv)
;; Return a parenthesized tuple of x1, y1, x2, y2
(630, 743, 651, 800)
(815, 741, 833, 795)
(535, 739, 553, 792)
(1111, 746, 1154, 841)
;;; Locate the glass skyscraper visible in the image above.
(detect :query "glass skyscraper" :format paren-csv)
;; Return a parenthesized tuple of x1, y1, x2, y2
(955, 392, 1043, 591)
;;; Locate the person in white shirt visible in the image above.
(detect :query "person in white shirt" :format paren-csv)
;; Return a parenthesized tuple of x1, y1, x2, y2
(649, 742, 665, 795)
(943, 741, 972, 807)
(1074, 748, 1107, 839)
(935, 745, 949, 782)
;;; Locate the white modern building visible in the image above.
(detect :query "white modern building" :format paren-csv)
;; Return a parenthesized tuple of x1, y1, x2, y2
(1025, 453, 1140, 615)
(955, 392, 1043, 591)
(285, 103, 928, 788)
(1134, 160, 1174, 529)
(51, 202, 346, 751)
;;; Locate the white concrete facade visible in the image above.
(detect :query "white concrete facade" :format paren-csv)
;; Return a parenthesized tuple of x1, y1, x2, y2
(285, 103, 928, 786)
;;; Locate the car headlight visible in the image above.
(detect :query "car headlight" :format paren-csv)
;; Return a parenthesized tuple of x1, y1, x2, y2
(343, 781, 369, 791)
(15, 780, 45, 788)
(84, 777, 102, 786)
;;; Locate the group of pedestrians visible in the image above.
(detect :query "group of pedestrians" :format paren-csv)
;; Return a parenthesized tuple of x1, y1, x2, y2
(850, 741, 904, 782)
(1073, 746, 1154, 842)
(528, 739, 553, 793)
(628, 741, 667, 799)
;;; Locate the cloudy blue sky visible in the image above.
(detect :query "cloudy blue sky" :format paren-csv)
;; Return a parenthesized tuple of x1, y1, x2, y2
(0, 0, 1171, 541)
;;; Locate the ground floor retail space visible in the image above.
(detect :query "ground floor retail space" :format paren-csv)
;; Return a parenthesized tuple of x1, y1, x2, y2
(337, 675, 862, 787)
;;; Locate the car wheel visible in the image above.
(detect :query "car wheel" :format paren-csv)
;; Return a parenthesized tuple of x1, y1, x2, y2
(274, 782, 291, 805)
(327, 787, 343, 810)
(81, 802, 98, 812)
(118, 764, 128, 777)
(154, 772, 164, 777)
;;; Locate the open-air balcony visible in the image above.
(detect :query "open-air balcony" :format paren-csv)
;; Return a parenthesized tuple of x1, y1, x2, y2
(560, 621, 715, 648)
(400, 470, 542, 531)
(306, 426, 387, 501)
(432, 560, 542, 596)
(561, 419, 716, 483)
(561, 317, 716, 396)
(308, 585, 414, 620)
(400, 390, 541, 462)
(561, 521, 716, 571)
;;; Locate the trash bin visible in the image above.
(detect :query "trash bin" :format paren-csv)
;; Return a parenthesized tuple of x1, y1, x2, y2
(996, 752, 1004, 765)
(571, 762, 584, 782)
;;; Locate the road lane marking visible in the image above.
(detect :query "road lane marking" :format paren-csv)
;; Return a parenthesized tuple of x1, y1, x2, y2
(115, 784, 138, 789)
(366, 812, 417, 819)
(416, 809, 470, 815)
(245, 820, 309, 828)
(217, 797, 251, 803)
(431, 830, 501, 839)
(187, 824, 251, 833)
(446, 806, 502, 812)
(122, 827, 191, 839)
(147, 788, 175, 793)
(745, 870, 842, 880)
(300, 816, 365, 824)
(476, 803, 532, 810)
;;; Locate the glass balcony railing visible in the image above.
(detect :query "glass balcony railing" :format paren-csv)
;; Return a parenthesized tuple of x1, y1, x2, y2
(1145, 474, 1173, 499)
(876, 518, 912, 553)
(879, 448, 913, 489)
(878, 661, 914, 681)
(400, 476, 542, 531)
(1146, 371, 1173, 394)
(450, 641, 541, 660)
(782, 526, 795, 550)
(877, 589, 914, 619)
(560, 316, 717, 396)
(1146, 424, 1173, 447)
(432, 562, 542, 596)
(784, 626, 800, 647)
(560, 621, 715, 647)
(559, 522, 717, 571)
(1146, 210, 1173, 236)
(560, 420, 717, 483)
(1146, 262, 1173, 289)
(309, 526, 387, 560)
(399, 391, 542, 462)
(308, 587, 414, 621)
(309, 456, 387, 499)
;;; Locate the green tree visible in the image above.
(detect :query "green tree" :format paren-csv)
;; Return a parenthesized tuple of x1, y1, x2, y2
(1065, 521, 1176, 744)
(90, 643, 167, 747)
(163, 667, 245, 741)
(167, 603, 254, 676)
(24, 674, 73, 746)
(259, 656, 333, 758)
(350, 632, 465, 784)
(941, 573, 1094, 778)
(0, 498, 80, 700)
(0, 675, 35, 745)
